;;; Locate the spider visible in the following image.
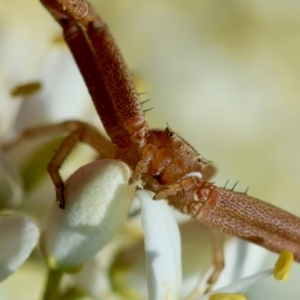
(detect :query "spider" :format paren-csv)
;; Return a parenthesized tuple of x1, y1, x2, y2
(3, 0, 300, 296)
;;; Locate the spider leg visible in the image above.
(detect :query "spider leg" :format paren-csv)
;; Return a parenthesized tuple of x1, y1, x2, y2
(205, 229, 225, 293)
(3, 121, 116, 208)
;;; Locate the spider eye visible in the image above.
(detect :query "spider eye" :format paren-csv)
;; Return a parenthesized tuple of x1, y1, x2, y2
(61, 18, 69, 25)
(168, 132, 173, 138)
(197, 158, 202, 163)
(178, 144, 182, 148)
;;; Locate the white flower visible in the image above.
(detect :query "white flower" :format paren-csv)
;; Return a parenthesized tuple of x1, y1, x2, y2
(41, 160, 136, 271)
(199, 250, 294, 300)
(137, 190, 182, 300)
(0, 214, 39, 282)
(1, 0, 300, 299)
(40, 161, 181, 299)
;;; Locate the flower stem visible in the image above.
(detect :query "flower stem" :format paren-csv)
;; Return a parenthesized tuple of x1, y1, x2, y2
(43, 269, 64, 300)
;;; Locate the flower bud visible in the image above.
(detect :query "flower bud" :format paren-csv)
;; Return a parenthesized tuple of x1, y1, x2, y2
(0, 214, 39, 282)
(41, 159, 135, 272)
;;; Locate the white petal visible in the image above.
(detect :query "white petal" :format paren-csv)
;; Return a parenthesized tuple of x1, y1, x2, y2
(214, 239, 268, 289)
(0, 151, 23, 206)
(42, 160, 135, 270)
(0, 214, 39, 282)
(137, 190, 181, 300)
(13, 48, 93, 132)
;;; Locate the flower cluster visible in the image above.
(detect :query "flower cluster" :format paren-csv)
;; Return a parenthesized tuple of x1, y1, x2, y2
(0, 1, 299, 299)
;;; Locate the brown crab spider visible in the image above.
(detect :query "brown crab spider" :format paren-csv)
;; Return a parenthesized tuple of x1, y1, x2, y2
(3, 0, 300, 294)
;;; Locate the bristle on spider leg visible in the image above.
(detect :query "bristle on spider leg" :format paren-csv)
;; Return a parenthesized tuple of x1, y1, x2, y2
(231, 180, 239, 191)
(140, 98, 151, 105)
(143, 107, 154, 115)
(224, 179, 230, 189)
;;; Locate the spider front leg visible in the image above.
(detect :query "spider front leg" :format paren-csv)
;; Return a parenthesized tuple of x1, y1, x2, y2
(129, 143, 175, 187)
